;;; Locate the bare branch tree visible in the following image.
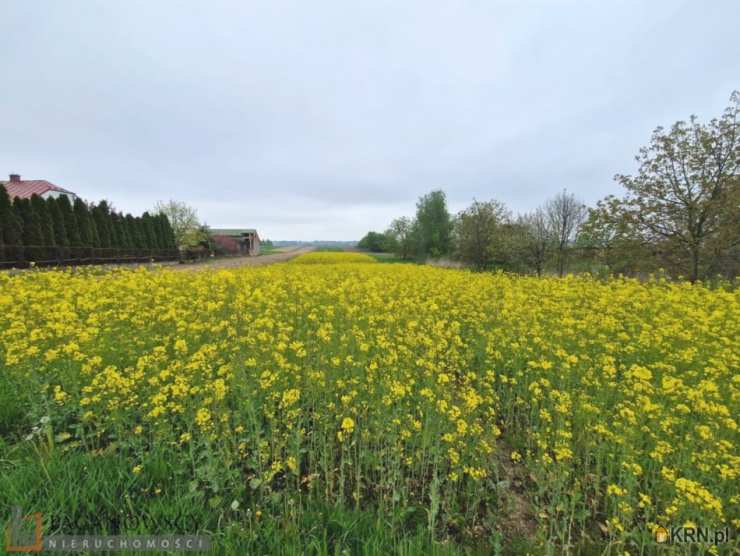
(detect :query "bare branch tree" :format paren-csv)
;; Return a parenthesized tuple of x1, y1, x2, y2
(518, 208, 550, 276)
(545, 190, 587, 276)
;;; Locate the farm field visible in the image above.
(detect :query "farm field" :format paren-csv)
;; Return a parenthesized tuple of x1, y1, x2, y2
(0, 253, 737, 555)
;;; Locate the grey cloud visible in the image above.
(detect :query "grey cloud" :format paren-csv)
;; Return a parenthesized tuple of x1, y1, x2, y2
(1, 0, 738, 239)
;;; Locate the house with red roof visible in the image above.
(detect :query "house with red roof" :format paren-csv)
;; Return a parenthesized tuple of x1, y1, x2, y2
(0, 174, 78, 202)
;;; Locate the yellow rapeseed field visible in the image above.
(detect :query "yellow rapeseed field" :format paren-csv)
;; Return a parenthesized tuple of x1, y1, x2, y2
(1, 253, 737, 551)
(289, 252, 376, 264)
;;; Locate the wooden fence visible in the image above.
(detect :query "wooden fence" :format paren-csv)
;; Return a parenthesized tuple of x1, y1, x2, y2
(0, 245, 180, 269)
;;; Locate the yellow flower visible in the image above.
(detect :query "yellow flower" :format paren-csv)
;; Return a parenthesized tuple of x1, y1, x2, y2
(341, 417, 355, 433)
(174, 339, 188, 354)
(53, 385, 68, 404)
(607, 484, 626, 497)
(286, 456, 298, 473)
(337, 416, 355, 441)
(195, 408, 212, 428)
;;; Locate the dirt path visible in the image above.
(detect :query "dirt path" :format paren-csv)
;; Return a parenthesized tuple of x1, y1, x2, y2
(171, 246, 313, 271)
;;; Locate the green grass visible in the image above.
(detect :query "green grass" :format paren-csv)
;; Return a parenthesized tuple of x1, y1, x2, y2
(257, 244, 281, 255)
(0, 443, 504, 555)
(0, 370, 477, 555)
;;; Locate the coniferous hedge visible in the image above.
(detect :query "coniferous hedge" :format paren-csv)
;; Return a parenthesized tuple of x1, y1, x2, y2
(0, 185, 178, 266)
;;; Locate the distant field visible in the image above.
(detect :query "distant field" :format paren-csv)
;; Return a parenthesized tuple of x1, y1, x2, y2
(257, 243, 281, 255)
(1, 254, 737, 554)
(290, 251, 375, 264)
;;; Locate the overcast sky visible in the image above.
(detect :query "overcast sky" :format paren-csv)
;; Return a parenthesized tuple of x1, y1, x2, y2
(1, 1, 738, 240)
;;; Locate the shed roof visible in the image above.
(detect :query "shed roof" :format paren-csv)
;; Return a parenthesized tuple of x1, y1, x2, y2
(211, 228, 258, 236)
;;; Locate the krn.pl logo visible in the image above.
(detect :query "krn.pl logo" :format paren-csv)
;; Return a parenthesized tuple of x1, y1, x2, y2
(654, 526, 670, 543)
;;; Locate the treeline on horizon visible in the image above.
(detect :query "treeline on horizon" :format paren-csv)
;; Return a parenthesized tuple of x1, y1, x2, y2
(360, 91, 739, 282)
(0, 186, 177, 264)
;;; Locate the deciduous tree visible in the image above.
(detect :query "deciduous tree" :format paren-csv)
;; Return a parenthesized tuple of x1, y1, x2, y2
(154, 200, 201, 248)
(358, 231, 389, 252)
(614, 91, 739, 281)
(453, 199, 509, 270)
(385, 217, 416, 260)
(415, 190, 452, 258)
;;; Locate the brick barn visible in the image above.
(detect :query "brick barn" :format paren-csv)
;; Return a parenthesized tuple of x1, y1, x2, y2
(210, 228, 260, 256)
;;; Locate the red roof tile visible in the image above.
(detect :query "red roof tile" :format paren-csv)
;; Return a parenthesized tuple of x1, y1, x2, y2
(0, 180, 76, 200)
